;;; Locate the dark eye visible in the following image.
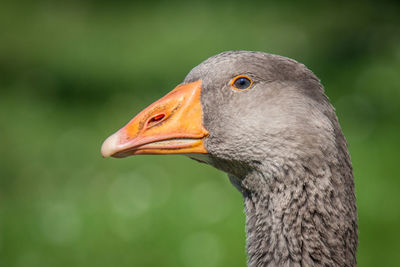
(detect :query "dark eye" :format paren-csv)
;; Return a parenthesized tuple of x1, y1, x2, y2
(231, 75, 253, 90)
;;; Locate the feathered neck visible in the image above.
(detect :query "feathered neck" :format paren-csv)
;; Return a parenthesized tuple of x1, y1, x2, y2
(229, 150, 358, 266)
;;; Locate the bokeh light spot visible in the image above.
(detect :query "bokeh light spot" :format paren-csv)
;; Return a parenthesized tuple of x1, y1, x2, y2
(108, 172, 152, 218)
(40, 202, 81, 244)
(180, 231, 223, 267)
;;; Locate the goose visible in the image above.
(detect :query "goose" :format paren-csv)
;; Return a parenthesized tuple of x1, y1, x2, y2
(101, 51, 358, 266)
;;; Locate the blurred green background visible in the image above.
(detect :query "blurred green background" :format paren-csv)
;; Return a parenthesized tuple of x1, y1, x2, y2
(1, 0, 399, 266)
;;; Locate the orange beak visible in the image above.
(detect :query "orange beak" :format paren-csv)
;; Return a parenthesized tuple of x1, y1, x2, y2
(101, 80, 209, 158)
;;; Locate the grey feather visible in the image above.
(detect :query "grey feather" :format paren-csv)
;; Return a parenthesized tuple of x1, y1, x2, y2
(186, 51, 358, 266)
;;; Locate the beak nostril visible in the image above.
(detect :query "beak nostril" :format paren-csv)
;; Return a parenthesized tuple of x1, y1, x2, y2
(147, 113, 166, 128)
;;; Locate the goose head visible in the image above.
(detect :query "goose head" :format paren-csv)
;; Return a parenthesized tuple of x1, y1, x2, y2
(102, 51, 337, 180)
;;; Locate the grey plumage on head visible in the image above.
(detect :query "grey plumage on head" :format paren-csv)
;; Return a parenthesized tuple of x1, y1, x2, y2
(186, 51, 358, 266)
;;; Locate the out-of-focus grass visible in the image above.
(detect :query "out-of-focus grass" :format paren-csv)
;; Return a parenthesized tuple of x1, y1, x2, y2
(1, 1, 400, 266)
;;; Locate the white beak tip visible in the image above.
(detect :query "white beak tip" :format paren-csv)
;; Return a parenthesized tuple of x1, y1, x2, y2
(101, 132, 120, 158)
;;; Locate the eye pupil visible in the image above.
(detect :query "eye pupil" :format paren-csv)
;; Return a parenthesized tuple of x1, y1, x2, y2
(233, 76, 252, 90)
